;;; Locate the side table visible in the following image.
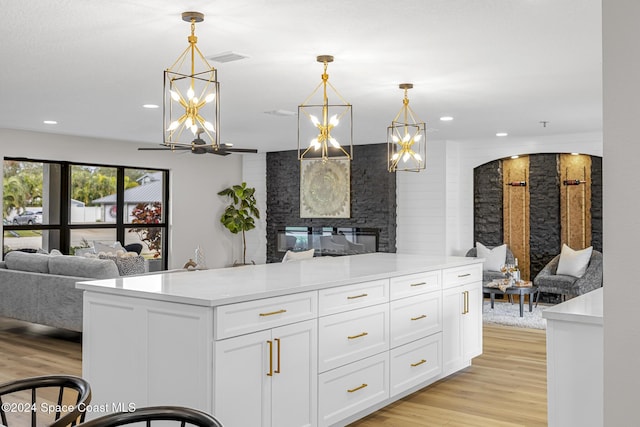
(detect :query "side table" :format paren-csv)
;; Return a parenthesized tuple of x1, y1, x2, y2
(483, 284, 540, 317)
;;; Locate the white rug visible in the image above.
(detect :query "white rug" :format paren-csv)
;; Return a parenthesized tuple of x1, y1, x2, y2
(483, 301, 548, 330)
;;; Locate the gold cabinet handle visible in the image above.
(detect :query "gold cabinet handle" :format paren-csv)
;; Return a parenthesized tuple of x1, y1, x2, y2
(347, 293, 368, 300)
(274, 338, 281, 374)
(462, 291, 469, 314)
(458, 273, 471, 278)
(259, 309, 287, 317)
(347, 332, 368, 340)
(411, 314, 427, 321)
(410, 282, 427, 287)
(411, 359, 427, 367)
(266, 340, 273, 376)
(347, 383, 368, 393)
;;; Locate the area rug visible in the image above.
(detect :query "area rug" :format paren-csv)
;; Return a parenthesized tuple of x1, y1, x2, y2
(483, 301, 548, 330)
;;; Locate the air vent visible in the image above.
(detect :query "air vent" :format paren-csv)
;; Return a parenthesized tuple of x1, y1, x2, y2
(206, 51, 249, 63)
(264, 109, 296, 117)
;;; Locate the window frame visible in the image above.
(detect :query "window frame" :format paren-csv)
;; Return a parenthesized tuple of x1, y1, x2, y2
(2, 157, 169, 270)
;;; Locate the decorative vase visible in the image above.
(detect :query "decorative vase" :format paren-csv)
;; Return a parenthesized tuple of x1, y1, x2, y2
(195, 246, 206, 270)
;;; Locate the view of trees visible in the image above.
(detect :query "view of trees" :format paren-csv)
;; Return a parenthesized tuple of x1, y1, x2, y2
(3, 161, 143, 217)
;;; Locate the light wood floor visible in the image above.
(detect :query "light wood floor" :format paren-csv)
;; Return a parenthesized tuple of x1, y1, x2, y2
(0, 317, 547, 427)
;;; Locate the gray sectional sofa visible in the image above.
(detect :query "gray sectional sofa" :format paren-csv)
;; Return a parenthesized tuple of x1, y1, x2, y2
(0, 251, 124, 332)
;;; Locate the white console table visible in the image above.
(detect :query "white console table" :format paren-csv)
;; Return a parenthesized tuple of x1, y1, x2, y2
(542, 288, 603, 427)
(77, 253, 483, 427)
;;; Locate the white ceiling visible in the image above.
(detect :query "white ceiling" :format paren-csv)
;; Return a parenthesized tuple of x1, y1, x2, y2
(0, 0, 602, 153)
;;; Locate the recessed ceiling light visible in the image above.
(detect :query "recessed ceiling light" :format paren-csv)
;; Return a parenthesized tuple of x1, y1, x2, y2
(571, 152, 580, 155)
(143, 104, 159, 109)
(43, 120, 58, 125)
(440, 116, 454, 121)
(511, 155, 519, 159)
(496, 132, 508, 137)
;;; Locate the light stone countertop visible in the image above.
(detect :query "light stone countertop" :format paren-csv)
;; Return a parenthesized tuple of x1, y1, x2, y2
(76, 253, 483, 307)
(542, 287, 603, 325)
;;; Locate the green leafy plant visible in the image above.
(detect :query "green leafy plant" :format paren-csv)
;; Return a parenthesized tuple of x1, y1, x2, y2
(218, 182, 260, 265)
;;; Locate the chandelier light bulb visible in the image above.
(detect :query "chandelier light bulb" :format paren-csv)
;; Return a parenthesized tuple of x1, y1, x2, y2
(310, 115, 320, 127)
(187, 87, 195, 100)
(170, 91, 181, 102)
(329, 115, 339, 127)
(329, 137, 340, 148)
(167, 121, 179, 131)
(205, 93, 215, 103)
(203, 121, 215, 132)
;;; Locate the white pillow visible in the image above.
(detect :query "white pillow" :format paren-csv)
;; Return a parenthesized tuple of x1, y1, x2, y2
(282, 249, 315, 263)
(556, 244, 593, 278)
(476, 242, 507, 272)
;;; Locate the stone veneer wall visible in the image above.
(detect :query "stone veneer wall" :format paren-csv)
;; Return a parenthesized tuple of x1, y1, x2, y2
(474, 154, 602, 280)
(473, 161, 503, 246)
(529, 154, 561, 279)
(266, 144, 396, 263)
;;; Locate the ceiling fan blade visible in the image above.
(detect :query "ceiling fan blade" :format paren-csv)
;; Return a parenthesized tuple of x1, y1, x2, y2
(138, 145, 190, 151)
(222, 148, 259, 153)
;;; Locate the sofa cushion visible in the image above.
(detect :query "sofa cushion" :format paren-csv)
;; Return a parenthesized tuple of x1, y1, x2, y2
(4, 251, 50, 273)
(49, 255, 120, 279)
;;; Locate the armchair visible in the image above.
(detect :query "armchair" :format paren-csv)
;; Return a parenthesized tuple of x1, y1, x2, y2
(533, 250, 603, 299)
(466, 245, 515, 286)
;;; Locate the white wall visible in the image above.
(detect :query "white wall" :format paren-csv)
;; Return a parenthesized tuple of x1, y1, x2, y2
(396, 139, 446, 255)
(447, 132, 602, 255)
(395, 131, 602, 257)
(242, 153, 267, 264)
(602, 0, 640, 424)
(0, 129, 243, 269)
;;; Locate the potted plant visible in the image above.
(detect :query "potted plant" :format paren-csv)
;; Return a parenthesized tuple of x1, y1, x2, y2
(218, 182, 260, 266)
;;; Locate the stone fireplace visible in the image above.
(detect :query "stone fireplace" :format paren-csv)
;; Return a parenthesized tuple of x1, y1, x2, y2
(266, 144, 396, 263)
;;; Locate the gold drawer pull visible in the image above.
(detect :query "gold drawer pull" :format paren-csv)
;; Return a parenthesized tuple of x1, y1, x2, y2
(410, 282, 427, 287)
(347, 332, 368, 340)
(411, 359, 427, 367)
(411, 314, 427, 321)
(259, 309, 287, 317)
(347, 293, 368, 300)
(458, 273, 471, 278)
(347, 383, 368, 393)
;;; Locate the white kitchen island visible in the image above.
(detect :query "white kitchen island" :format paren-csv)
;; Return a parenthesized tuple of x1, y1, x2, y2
(542, 287, 603, 427)
(77, 253, 484, 427)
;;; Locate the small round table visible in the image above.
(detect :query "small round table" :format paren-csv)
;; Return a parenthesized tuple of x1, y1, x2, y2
(483, 284, 540, 317)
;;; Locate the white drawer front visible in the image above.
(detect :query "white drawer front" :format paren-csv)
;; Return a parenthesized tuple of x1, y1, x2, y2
(442, 263, 482, 289)
(390, 333, 442, 397)
(318, 279, 389, 316)
(390, 271, 441, 300)
(390, 293, 442, 348)
(318, 352, 389, 427)
(318, 304, 389, 372)
(214, 291, 317, 339)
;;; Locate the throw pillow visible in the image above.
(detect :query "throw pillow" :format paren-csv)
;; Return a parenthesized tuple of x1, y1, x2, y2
(49, 249, 63, 256)
(556, 244, 593, 278)
(4, 251, 50, 273)
(98, 254, 146, 276)
(282, 249, 315, 263)
(476, 242, 507, 272)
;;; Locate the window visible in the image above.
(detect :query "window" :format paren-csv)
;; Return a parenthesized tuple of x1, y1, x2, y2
(3, 159, 169, 270)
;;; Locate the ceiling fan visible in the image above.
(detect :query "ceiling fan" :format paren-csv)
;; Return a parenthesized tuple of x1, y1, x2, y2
(138, 130, 257, 156)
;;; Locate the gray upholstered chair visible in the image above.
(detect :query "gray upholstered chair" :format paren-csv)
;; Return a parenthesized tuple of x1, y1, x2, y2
(533, 250, 603, 299)
(465, 246, 515, 286)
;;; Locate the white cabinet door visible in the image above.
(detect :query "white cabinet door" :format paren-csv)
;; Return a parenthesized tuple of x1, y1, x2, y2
(442, 281, 482, 376)
(214, 320, 317, 427)
(442, 286, 464, 376)
(462, 284, 482, 361)
(214, 329, 272, 427)
(271, 320, 317, 427)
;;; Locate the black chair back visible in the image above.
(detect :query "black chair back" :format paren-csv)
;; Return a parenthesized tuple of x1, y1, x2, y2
(76, 406, 223, 427)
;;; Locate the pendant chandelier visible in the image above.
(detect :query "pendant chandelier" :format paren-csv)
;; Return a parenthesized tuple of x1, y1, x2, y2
(298, 55, 352, 162)
(387, 83, 426, 172)
(164, 12, 220, 148)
